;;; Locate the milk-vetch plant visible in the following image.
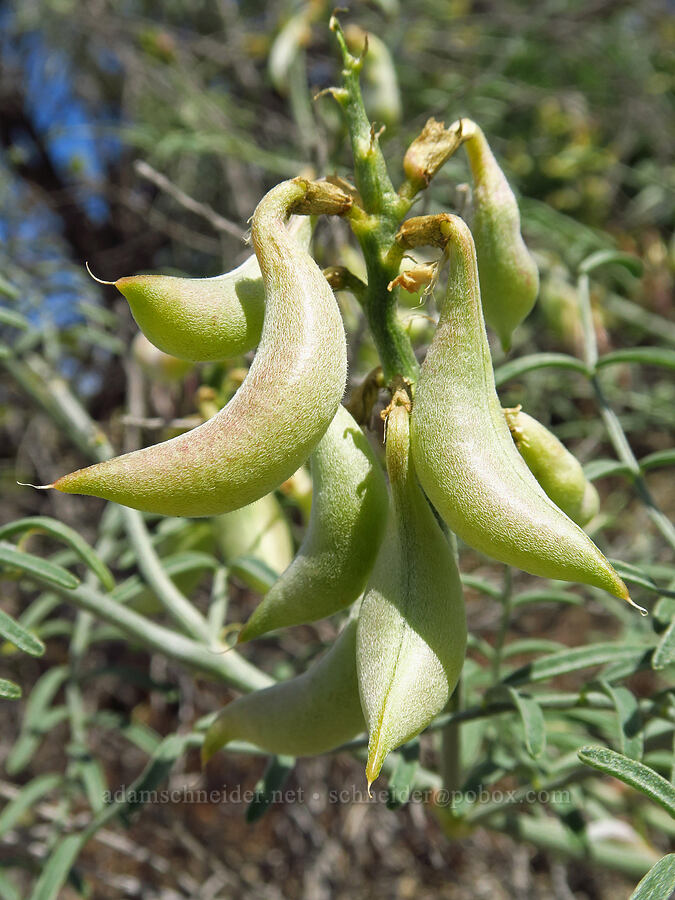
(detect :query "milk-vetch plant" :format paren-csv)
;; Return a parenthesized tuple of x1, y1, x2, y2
(3, 12, 674, 899)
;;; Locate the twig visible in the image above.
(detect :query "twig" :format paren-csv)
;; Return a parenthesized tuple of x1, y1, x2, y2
(134, 159, 246, 241)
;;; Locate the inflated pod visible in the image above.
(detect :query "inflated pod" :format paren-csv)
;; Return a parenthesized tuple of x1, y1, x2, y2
(212, 492, 294, 576)
(462, 122, 539, 351)
(50, 179, 349, 517)
(410, 215, 630, 602)
(116, 217, 312, 363)
(238, 404, 389, 642)
(504, 407, 599, 527)
(202, 616, 364, 762)
(357, 397, 466, 787)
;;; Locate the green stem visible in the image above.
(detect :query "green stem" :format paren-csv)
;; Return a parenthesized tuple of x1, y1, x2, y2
(33, 574, 272, 691)
(330, 15, 418, 384)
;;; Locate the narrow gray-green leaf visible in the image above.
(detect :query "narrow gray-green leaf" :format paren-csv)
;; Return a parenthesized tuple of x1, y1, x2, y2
(0, 518, 114, 591)
(0, 607, 45, 656)
(0, 679, 21, 700)
(597, 347, 675, 372)
(640, 449, 675, 473)
(30, 833, 85, 900)
(489, 686, 546, 758)
(120, 734, 189, 823)
(502, 639, 565, 659)
(629, 853, 675, 900)
(578, 746, 675, 818)
(0, 544, 79, 590)
(578, 250, 643, 276)
(246, 755, 295, 823)
(583, 459, 631, 481)
(494, 353, 587, 387)
(653, 620, 675, 671)
(596, 681, 643, 759)
(611, 559, 675, 598)
(6, 667, 69, 774)
(503, 643, 651, 687)
(0, 773, 62, 837)
(511, 590, 582, 608)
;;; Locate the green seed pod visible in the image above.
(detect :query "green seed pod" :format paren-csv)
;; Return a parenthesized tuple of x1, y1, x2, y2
(50, 180, 348, 517)
(463, 123, 539, 351)
(114, 217, 312, 363)
(578, 481, 600, 526)
(202, 616, 364, 763)
(357, 396, 466, 787)
(238, 404, 389, 642)
(504, 407, 599, 527)
(212, 492, 294, 576)
(411, 215, 632, 604)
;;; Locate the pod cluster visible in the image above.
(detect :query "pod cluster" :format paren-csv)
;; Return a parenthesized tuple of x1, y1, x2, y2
(44, 157, 636, 786)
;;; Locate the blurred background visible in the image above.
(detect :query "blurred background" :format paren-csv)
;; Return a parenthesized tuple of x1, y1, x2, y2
(0, 1, 673, 897)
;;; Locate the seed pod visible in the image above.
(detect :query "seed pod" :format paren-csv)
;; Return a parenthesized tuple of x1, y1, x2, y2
(202, 616, 364, 762)
(50, 180, 349, 517)
(463, 123, 539, 351)
(357, 396, 466, 786)
(238, 404, 389, 642)
(504, 407, 599, 527)
(411, 215, 632, 603)
(212, 492, 294, 576)
(115, 217, 312, 362)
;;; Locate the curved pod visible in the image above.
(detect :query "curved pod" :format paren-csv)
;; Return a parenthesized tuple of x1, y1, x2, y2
(357, 399, 466, 786)
(504, 407, 599, 527)
(117, 218, 312, 363)
(52, 180, 348, 517)
(464, 123, 539, 351)
(410, 215, 629, 600)
(202, 616, 364, 762)
(238, 404, 389, 642)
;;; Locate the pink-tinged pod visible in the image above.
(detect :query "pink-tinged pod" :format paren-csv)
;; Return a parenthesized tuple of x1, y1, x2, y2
(410, 215, 633, 604)
(463, 123, 539, 351)
(51, 180, 348, 517)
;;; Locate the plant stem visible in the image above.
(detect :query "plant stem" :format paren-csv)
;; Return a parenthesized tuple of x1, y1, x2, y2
(330, 16, 419, 384)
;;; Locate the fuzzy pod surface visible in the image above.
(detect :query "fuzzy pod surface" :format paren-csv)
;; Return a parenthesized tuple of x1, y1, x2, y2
(357, 399, 466, 786)
(410, 214, 629, 601)
(238, 404, 389, 642)
(504, 407, 599, 527)
(117, 218, 312, 363)
(202, 616, 364, 762)
(464, 124, 539, 351)
(51, 180, 348, 517)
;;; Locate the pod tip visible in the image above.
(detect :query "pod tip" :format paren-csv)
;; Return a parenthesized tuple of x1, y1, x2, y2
(85, 261, 117, 286)
(626, 593, 648, 617)
(17, 481, 53, 490)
